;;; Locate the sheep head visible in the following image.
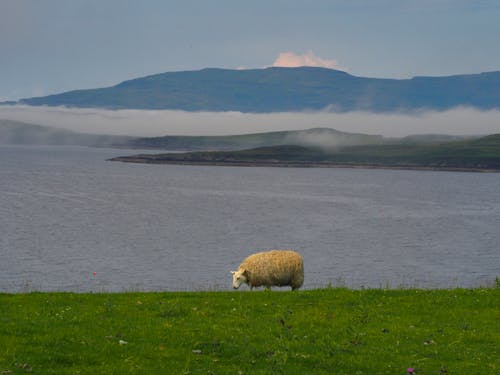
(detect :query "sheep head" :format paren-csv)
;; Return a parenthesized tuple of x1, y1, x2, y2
(231, 269, 248, 289)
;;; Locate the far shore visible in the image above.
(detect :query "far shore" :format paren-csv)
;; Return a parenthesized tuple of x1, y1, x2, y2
(109, 157, 500, 173)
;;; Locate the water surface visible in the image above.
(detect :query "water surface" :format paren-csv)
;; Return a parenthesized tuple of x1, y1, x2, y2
(1, 145, 499, 291)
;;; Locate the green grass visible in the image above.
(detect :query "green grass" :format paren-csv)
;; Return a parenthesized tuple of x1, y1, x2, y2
(113, 134, 500, 170)
(1, 288, 499, 374)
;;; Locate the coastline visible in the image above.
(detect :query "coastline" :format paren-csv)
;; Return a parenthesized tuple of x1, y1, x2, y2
(109, 157, 500, 173)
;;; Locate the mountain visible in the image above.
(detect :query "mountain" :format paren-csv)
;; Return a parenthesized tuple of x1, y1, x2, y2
(0, 119, 132, 147)
(13, 67, 500, 112)
(126, 128, 386, 150)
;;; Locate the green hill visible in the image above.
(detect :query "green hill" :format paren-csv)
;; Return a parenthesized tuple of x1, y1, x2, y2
(126, 128, 386, 150)
(0, 119, 132, 147)
(111, 134, 500, 171)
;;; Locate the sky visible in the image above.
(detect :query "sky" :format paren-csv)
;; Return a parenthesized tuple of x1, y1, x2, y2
(1, 0, 500, 137)
(1, 0, 500, 101)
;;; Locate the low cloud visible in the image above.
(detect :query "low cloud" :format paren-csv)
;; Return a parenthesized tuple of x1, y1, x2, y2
(0, 105, 499, 138)
(272, 51, 346, 71)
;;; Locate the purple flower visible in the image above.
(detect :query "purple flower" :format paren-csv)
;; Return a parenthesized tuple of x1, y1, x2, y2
(407, 368, 415, 374)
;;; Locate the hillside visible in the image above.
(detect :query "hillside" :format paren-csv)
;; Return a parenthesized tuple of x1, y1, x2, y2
(12, 67, 500, 112)
(126, 128, 386, 150)
(0, 123, 386, 150)
(0, 120, 132, 147)
(111, 134, 500, 171)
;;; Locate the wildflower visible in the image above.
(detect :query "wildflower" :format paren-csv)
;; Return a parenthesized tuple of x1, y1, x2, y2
(407, 368, 415, 374)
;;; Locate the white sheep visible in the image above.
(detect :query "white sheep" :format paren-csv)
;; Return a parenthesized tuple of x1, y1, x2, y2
(231, 250, 304, 291)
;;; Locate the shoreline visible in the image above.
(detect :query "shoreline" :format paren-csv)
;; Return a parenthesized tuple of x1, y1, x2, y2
(109, 157, 500, 173)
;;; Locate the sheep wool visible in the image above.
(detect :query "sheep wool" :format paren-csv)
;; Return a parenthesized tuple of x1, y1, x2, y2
(232, 250, 304, 290)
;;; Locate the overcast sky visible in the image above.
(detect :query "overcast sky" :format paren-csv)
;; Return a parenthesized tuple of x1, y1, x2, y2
(1, 0, 500, 101)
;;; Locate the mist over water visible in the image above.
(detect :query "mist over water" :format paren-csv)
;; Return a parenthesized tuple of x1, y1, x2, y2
(1, 105, 500, 137)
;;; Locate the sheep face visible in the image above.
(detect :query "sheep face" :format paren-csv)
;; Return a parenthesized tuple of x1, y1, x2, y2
(231, 269, 248, 289)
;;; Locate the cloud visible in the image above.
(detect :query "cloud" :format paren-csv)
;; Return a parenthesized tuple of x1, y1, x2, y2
(1, 105, 500, 138)
(272, 51, 346, 70)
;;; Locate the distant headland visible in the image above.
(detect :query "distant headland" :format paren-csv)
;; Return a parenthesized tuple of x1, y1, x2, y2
(110, 132, 500, 173)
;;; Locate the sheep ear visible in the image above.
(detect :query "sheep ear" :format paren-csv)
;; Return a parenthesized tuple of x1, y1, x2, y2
(230, 271, 236, 275)
(242, 269, 249, 277)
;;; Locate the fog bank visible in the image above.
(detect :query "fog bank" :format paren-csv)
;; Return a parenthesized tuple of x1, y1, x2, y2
(1, 105, 499, 137)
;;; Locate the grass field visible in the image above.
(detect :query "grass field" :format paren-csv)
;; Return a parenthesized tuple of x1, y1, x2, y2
(1, 288, 499, 374)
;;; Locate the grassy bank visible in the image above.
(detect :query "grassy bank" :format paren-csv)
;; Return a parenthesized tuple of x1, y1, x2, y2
(111, 134, 500, 171)
(1, 288, 498, 374)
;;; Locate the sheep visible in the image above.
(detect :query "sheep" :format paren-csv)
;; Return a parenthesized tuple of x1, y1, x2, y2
(231, 250, 304, 291)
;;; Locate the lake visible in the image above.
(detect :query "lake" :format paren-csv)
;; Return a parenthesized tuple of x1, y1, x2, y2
(1, 145, 499, 292)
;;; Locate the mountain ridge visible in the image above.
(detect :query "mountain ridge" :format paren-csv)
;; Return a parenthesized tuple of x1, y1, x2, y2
(10, 67, 500, 112)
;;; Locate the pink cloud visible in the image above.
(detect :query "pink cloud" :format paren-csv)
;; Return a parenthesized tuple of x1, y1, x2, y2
(272, 51, 345, 70)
